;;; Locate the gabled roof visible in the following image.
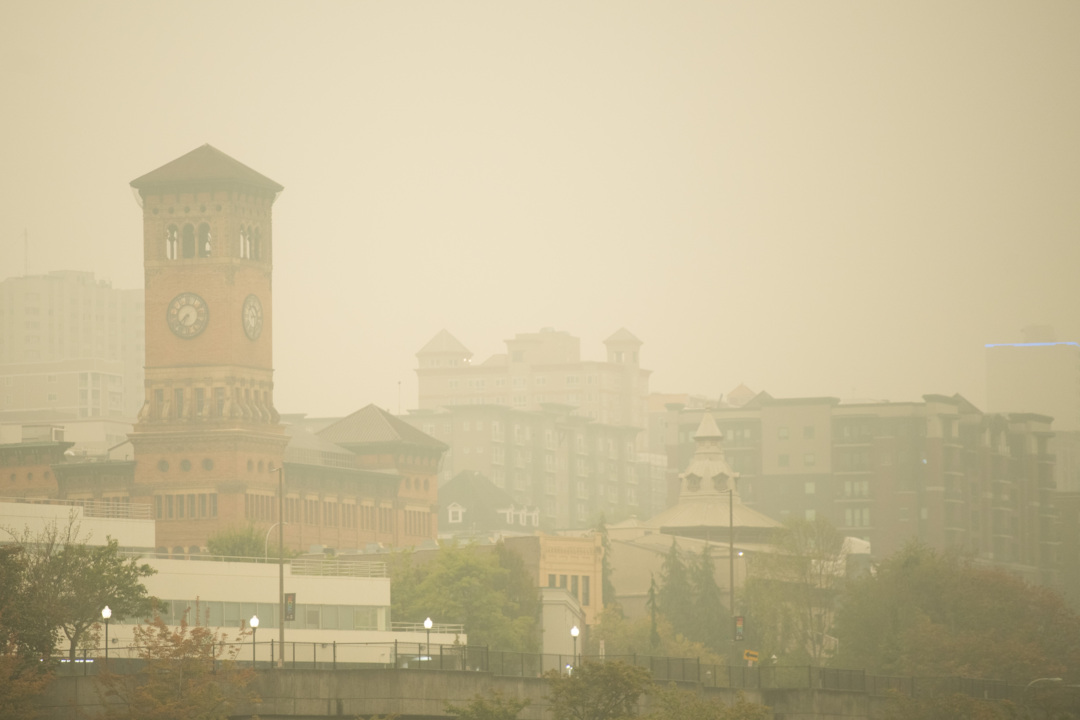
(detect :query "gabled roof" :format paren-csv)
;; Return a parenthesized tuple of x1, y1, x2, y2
(604, 328, 642, 346)
(417, 329, 472, 356)
(316, 404, 448, 450)
(130, 144, 284, 192)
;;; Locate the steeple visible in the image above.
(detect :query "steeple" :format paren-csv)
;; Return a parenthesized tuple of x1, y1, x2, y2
(679, 414, 739, 498)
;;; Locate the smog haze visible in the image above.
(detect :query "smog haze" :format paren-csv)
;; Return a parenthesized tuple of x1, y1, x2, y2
(2, 1, 1078, 416)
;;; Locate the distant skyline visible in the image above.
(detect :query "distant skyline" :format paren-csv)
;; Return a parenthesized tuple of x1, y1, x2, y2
(2, 1, 1078, 417)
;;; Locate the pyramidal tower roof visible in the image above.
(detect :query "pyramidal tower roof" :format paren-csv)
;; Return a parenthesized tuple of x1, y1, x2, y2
(130, 144, 284, 193)
(417, 329, 472, 357)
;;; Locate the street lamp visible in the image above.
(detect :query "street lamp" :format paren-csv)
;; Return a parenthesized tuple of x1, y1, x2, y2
(250, 615, 259, 667)
(570, 625, 579, 667)
(269, 464, 285, 669)
(424, 617, 433, 659)
(101, 606, 111, 661)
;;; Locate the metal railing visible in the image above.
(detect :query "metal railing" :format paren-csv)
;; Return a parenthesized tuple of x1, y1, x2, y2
(0, 496, 153, 519)
(54, 641, 1038, 704)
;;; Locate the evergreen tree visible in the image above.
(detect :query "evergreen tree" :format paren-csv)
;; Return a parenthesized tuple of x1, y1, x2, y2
(657, 540, 695, 640)
(646, 574, 660, 650)
(595, 515, 617, 608)
(691, 544, 727, 653)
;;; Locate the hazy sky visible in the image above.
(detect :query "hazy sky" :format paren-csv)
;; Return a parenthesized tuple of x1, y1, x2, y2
(2, 1, 1078, 417)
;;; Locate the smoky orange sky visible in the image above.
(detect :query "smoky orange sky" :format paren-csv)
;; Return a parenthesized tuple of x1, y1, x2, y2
(2, 1, 1078, 417)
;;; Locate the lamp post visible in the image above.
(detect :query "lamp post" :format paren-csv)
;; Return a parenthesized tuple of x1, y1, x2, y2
(101, 606, 111, 661)
(269, 464, 285, 668)
(250, 615, 259, 667)
(424, 617, 432, 659)
(728, 487, 735, 641)
(570, 625, 579, 667)
(1025, 678, 1062, 719)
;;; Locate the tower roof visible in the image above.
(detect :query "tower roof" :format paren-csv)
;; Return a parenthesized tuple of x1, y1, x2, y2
(317, 404, 447, 450)
(130, 144, 284, 193)
(604, 328, 642, 346)
(417, 329, 472, 357)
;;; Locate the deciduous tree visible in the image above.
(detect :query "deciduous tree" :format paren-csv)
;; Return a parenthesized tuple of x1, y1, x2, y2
(832, 542, 1080, 682)
(389, 542, 539, 652)
(445, 689, 531, 720)
(545, 660, 652, 720)
(743, 516, 845, 665)
(96, 606, 256, 720)
(646, 686, 769, 720)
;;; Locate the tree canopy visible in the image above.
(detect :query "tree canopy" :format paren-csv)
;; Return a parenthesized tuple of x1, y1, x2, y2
(96, 606, 256, 720)
(445, 689, 531, 720)
(545, 660, 652, 720)
(389, 541, 539, 652)
(832, 542, 1080, 682)
(2, 519, 156, 661)
(743, 516, 846, 665)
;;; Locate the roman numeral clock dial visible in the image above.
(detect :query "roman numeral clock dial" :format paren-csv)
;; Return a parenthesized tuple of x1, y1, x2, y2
(166, 292, 209, 338)
(242, 294, 263, 340)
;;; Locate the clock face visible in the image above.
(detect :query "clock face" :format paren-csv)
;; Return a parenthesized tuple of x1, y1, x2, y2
(242, 294, 263, 341)
(166, 292, 209, 338)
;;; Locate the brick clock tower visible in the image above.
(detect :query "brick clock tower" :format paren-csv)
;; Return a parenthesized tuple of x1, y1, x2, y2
(129, 145, 287, 555)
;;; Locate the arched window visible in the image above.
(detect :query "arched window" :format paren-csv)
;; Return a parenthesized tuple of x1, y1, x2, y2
(181, 224, 195, 258)
(165, 225, 179, 260)
(252, 227, 261, 260)
(198, 223, 212, 257)
(239, 226, 249, 258)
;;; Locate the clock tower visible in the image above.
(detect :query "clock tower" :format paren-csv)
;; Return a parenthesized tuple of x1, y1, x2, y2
(129, 145, 288, 555)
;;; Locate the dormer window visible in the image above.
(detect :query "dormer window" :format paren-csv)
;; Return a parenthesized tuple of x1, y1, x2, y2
(713, 473, 729, 492)
(686, 473, 701, 491)
(447, 503, 464, 524)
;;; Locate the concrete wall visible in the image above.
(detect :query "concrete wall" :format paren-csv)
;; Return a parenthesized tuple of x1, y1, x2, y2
(40, 667, 885, 720)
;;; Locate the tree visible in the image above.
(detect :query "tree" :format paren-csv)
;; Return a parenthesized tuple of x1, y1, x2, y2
(690, 544, 727, 653)
(445, 689, 531, 720)
(96, 606, 256, 720)
(389, 542, 539, 652)
(743, 516, 845, 665)
(595, 515, 617, 608)
(832, 542, 1080, 682)
(586, 605, 724, 665)
(3, 518, 157, 661)
(545, 660, 653, 720)
(646, 575, 661, 650)
(206, 524, 278, 559)
(657, 540, 695, 641)
(879, 690, 1024, 720)
(646, 686, 769, 720)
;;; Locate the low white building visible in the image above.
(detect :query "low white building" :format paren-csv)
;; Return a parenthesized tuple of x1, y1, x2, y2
(0, 498, 465, 665)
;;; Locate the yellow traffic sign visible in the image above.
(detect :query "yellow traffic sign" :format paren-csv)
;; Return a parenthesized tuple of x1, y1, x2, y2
(743, 650, 759, 661)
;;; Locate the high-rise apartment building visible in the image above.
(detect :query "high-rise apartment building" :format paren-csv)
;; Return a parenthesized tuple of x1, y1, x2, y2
(403, 403, 651, 529)
(665, 393, 1060, 588)
(0, 271, 144, 420)
(415, 327, 651, 439)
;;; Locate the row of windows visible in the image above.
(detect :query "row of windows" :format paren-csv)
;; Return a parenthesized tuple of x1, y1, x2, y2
(163, 224, 262, 261)
(155, 493, 218, 520)
(153, 387, 271, 421)
(120, 599, 385, 631)
(280, 498, 404, 533)
(546, 573, 592, 607)
(7, 470, 51, 483)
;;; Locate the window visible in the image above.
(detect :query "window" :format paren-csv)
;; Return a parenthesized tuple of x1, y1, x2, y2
(571, 575, 579, 599)
(165, 225, 179, 259)
(174, 388, 184, 418)
(582, 576, 591, 606)
(778, 454, 789, 467)
(804, 481, 815, 494)
(195, 387, 205, 416)
(548, 574, 557, 587)
(448, 504, 464, 524)
(804, 426, 815, 439)
(778, 427, 789, 439)
(803, 453, 816, 467)
(213, 387, 225, 417)
(181, 224, 195, 258)
(197, 223, 212, 257)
